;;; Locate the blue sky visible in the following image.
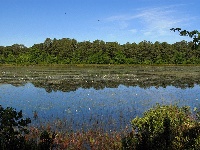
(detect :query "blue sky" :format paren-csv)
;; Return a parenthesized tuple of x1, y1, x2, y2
(0, 0, 199, 47)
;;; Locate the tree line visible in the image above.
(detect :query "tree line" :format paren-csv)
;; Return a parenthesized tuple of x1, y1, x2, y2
(0, 37, 200, 64)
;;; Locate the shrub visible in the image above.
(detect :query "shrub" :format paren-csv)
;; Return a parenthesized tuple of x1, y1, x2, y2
(0, 105, 31, 150)
(38, 130, 56, 150)
(122, 104, 200, 150)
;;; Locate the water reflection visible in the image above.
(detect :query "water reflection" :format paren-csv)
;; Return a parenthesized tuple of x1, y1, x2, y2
(1, 65, 200, 92)
(0, 82, 200, 131)
(0, 65, 200, 131)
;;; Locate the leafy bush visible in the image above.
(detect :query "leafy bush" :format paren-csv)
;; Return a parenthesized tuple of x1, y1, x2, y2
(122, 104, 200, 150)
(38, 130, 56, 150)
(0, 105, 31, 150)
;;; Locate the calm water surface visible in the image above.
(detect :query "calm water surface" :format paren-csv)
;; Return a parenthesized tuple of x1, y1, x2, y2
(0, 65, 200, 131)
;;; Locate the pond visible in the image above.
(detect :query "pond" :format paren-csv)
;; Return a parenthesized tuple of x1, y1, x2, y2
(0, 65, 200, 132)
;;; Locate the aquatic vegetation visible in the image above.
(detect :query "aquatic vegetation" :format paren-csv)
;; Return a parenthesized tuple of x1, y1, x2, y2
(1, 65, 200, 91)
(0, 105, 124, 149)
(26, 125, 125, 149)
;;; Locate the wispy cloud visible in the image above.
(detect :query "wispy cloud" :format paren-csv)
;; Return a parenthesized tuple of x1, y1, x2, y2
(105, 4, 195, 43)
(136, 6, 187, 36)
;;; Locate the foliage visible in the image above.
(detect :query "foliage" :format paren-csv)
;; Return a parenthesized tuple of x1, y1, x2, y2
(122, 104, 200, 150)
(0, 36, 200, 64)
(38, 130, 55, 150)
(0, 106, 31, 150)
(171, 28, 200, 49)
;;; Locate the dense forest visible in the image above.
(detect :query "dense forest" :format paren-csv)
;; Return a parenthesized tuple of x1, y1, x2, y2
(1, 38, 200, 64)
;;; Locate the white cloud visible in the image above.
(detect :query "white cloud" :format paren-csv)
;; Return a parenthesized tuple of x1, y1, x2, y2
(137, 7, 183, 34)
(129, 29, 137, 34)
(105, 4, 195, 43)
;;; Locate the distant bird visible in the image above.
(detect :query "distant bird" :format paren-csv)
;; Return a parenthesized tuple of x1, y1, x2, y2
(98, 20, 100, 21)
(65, 13, 66, 14)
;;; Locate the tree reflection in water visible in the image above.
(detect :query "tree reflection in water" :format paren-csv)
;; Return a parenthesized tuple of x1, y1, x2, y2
(0, 65, 200, 131)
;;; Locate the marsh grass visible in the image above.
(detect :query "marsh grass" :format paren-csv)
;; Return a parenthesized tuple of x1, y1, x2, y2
(24, 104, 200, 150)
(23, 106, 135, 149)
(26, 122, 130, 149)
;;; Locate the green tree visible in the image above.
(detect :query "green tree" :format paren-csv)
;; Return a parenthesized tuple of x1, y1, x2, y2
(105, 42, 120, 63)
(137, 41, 154, 64)
(171, 28, 200, 49)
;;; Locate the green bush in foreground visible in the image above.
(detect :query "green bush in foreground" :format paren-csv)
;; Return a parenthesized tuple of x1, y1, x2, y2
(122, 104, 200, 150)
(0, 106, 31, 150)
